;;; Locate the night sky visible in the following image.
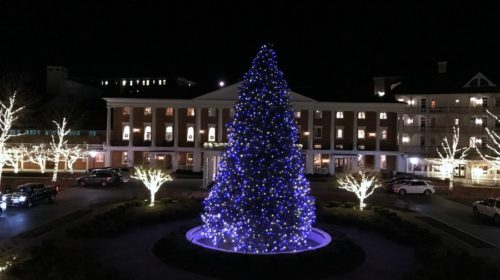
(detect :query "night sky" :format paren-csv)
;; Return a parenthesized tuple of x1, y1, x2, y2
(2, 1, 500, 100)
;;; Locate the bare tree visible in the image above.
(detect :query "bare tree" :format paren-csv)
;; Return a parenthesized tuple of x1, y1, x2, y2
(476, 110, 500, 170)
(131, 166, 173, 206)
(337, 170, 380, 210)
(63, 144, 86, 174)
(27, 144, 48, 174)
(435, 126, 469, 190)
(49, 118, 70, 182)
(6, 144, 27, 173)
(0, 93, 24, 186)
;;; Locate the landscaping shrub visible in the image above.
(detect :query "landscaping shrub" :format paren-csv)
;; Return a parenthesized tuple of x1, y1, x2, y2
(319, 206, 499, 279)
(67, 199, 202, 238)
(4, 240, 127, 280)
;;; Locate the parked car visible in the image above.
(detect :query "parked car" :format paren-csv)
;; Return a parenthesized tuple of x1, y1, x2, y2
(76, 170, 121, 186)
(382, 177, 414, 192)
(392, 180, 435, 196)
(1, 183, 59, 208)
(105, 167, 131, 183)
(472, 198, 500, 224)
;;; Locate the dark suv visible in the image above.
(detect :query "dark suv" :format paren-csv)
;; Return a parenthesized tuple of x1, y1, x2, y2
(76, 170, 121, 187)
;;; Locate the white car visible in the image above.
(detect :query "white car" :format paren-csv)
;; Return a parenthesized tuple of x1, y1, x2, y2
(392, 180, 436, 196)
(473, 198, 500, 224)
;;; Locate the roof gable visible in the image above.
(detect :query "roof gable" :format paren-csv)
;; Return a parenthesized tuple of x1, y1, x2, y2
(194, 82, 316, 102)
(463, 72, 496, 88)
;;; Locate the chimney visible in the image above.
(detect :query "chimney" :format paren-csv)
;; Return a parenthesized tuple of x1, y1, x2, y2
(437, 61, 447, 74)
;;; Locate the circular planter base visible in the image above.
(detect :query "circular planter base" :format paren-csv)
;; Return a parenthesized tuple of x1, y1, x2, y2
(186, 225, 332, 254)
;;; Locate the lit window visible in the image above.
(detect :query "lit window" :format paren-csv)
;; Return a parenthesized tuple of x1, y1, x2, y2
(187, 108, 195, 117)
(208, 108, 216, 117)
(336, 127, 343, 139)
(146, 80, 150, 86)
(406, 117, 413, 125)
(314, 126, 322, 139)
(142, 80, 146, 86)
(368, 132, 376, 137)
(122, 80, 127, 86)
(144, 107, 152, 115)
(380, 112, 387, 119)
(186, 153, 194, 167)
(294, 111, 301, 118)
(121, 152, 128, 165)
(336, 111, 344, 119)
(402, 135, 410, 143)
(122, 125, 130, 140)
(381, 155, 387, 169)
(431, 99, 436, 109)
(163, 79, 166, 84)
(357, 128, 365, 139)
(455, 118, 459, 126)
(382, 128, 388, 139)
(104, 80, 108, 86)
(165, 124, 173, 141)
(165, 107, 174, 116)
(123, 107, 131, 115)
(358, 112, 366, 119)
(314, 110, 322, 119)
(475, 118, 483, 126)
(144, 125, 151, 141)
(96, 154, 104, 163)
(187, 125, 194, 142)
(208, 125, 216, 142)
(129, 80, 133, 86)
(455, 99, 460, 104)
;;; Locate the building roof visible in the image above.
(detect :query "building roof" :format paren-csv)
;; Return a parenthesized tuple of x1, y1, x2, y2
(390, 70, 500, 95)
(194, 82, 317, 102)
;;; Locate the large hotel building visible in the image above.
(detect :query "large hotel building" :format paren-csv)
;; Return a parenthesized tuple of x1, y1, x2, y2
(8, 64, 500, 186)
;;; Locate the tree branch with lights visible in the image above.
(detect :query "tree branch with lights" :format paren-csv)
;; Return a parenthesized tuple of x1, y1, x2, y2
(337, 170, 380, 210)
(434, 126, 469, 190)
(0, 93, 24, 186)
(27, 144, 49, 174)
(475, 110, 500, 171)
(5, 144, 27, 173)
(131, 166, 173, 206)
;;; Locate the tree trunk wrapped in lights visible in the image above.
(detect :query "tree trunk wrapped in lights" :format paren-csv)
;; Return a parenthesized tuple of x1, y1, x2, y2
(201, 45, 315, 253)
(435, 126, 469, 190)
(0, 93, 24, 187)
(131, 166, 173, 206)
(337, 170, 380, 210)
(50, 118, 70, 182)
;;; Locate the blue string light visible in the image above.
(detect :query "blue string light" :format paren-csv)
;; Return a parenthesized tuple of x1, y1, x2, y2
(201, 44, 315, 253)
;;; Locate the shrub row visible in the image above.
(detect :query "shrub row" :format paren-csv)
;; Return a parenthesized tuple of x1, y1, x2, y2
(4, 240, 126, 280)
(66, 198, 202, 238)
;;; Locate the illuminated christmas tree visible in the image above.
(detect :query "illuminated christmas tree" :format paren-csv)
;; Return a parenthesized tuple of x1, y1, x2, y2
(201, 45, 315, 253)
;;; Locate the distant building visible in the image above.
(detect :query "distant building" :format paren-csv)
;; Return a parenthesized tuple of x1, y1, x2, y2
(103, 83, 405, 187)
(375, 62, 500, 184)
